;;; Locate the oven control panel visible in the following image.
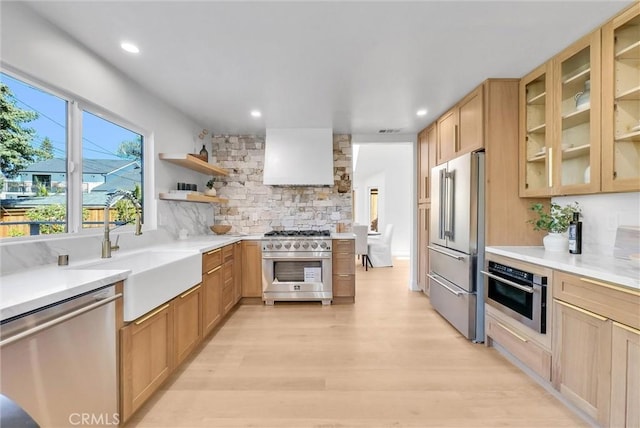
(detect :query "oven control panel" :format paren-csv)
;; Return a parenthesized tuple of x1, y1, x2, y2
(488, 261, 546, 286)
(262, 239, 332, 252)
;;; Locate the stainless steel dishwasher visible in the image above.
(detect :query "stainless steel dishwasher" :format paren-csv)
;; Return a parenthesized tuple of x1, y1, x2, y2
(0, 284, 121, 427)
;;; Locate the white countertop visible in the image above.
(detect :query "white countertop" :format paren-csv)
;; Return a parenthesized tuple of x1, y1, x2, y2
(486, 246, 640, 290)
(0, 234, 263, 322)
(331, 233, 355, 239)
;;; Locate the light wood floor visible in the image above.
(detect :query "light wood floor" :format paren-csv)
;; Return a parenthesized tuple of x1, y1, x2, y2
(126, 258, 587, 427)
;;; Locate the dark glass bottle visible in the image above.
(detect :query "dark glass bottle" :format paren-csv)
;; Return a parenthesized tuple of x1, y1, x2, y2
(199, 144, 208, 160)
(568, 212, 582, 254)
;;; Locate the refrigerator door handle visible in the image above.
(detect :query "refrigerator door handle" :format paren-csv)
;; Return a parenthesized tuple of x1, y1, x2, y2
(445, 170, 455, 239)
(427, 273, 463, 296)
(427, 245, 464, 261)
(439, 168, 446, 240)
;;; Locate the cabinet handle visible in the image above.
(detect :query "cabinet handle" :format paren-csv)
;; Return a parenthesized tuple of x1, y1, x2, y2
(424, 176, 429, 198)
(207, 265, 222, 275)
(338, 274, 351, 277)
(613, 321, 640, 335)
(135, 304, 170, 325)
(580, 277, 640, 297)
(180, 284, 201, 299)
(555, 299, 607, 321)
(548, 147, 553, 188)
(495, 321, 528, 343)
(206, 249, 221, 256)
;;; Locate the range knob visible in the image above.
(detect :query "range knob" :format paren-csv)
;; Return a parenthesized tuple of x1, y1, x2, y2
(302, 242, 310, 249)
(265, 243, 273, 249)
(293, 242, 300, 249)
(284, 242, 292, 249)
(319, 242, 327, 249)
(311, 242, 318, 249)
(275, 243, 282, 249)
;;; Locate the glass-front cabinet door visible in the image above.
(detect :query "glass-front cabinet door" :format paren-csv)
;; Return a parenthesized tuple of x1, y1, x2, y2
(520, 63, 553, 197)
(602, 4, 640, 192)
(552, 30, 601, 195)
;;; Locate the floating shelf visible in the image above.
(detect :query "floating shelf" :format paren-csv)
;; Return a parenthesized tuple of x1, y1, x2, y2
(527, 153, 546, 163)
(616, 40, 640, 60)
(159, 192, 228, 204)
(527, 92, 546, 105)
(562, 67, 590, 85)
(616, 85, 640, 101)
(562, 107, 590, 130)
(527, 123, 546, 134)
(562, 144, 591, 160)
(616, 130, 640, 143)
(159, 153, 229, 176)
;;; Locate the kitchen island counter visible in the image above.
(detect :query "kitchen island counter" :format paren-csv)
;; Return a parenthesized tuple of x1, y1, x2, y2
(486, 246, 639, 290)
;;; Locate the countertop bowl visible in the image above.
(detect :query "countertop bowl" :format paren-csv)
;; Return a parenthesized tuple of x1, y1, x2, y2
(210, 225, 232, 235)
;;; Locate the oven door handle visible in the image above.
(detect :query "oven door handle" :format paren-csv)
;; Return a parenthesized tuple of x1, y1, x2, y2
(480, 271, 534, 294)
(262, 255, 332, 260)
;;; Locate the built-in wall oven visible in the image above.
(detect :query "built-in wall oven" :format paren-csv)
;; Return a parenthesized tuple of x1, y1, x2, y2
(262, 230, 333, 305)
(481, 261, 548, 334)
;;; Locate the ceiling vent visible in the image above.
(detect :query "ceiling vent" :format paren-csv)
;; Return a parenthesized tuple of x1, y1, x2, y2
(378, 129, 401, 134)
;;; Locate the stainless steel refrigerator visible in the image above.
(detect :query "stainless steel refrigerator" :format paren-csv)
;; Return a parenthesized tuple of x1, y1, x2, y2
(428, 151, 485, 342)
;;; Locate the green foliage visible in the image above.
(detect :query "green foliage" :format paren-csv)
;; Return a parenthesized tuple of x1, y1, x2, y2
(0, 83, 38, 177)
(36, 137, 55, 161)
(114, 184, 141, 224)
(528, 202, 581, 234)
(116, 136, 142, 160)
(8, 227, 25, 237)
(35, 183, 49, 197)
(25, 204, 66, 234)
(206, 177, 215, 189)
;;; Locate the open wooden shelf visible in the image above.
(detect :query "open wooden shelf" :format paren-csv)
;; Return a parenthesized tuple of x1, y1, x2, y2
(159, 153, 229, 176)
(159, 192, 228, 204)
(562, 143, 591, 160)
(616, 40, 640, 60)
(527, 152, 546, 163)
(562, 107, 590, 130)
(616, 129, 640, 142)
(562, 67, 590, 85)
(527, 123, 546, 134)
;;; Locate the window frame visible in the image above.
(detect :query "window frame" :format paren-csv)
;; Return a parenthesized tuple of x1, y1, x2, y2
(1, 67, 153, 241)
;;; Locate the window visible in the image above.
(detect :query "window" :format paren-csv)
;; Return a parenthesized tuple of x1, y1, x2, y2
(0, 72, 145, 239)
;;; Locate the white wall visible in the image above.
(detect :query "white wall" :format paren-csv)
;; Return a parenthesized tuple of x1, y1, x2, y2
(553, 192, 640, 255)
(353, 143, 413, 257)
(1, 2, 210, 233)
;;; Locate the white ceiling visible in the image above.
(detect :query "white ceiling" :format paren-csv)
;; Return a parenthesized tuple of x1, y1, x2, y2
(24, 1, 633, 136)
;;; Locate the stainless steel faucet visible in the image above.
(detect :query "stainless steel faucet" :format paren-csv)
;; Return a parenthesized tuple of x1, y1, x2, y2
(102, 190, 143, 258)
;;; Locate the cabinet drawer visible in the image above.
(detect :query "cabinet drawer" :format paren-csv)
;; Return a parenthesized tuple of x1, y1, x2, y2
(222, 245, 234, 262)
(202, 248, 222, 273)
(333, 252, 355, 274)
(333, 274, 355, 297)
(487, 314, 551, 381)
(332, 239, 354, 253)
(554, 271, 640, 330)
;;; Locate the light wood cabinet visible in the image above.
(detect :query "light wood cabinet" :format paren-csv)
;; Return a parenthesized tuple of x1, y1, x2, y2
(222, 244, 235, 316)
(417, 204, 430, 294)
(120, 303, 174, 422)
(234, 241, 242, 304)
(173, 284, 202, 367)
(202, 252, 223, 336)
(332, 238, 355, 303)
(602, 3, 640, 192)
(241, 241, 263, 298)
(610, 322, 640, 428)
(552, 298, 611, 425)
(418, 125, 436, 203)
(436, 85, 484, 165)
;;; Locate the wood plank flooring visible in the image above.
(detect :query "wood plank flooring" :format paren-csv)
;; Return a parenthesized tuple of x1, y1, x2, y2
(126, 258, 587, 427)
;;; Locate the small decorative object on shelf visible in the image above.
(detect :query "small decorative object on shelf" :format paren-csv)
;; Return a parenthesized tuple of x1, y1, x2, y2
(528, 202, 581, 252)
(205, 177, 217, 196)
(195, 129, 209, 162)
(574, 80, 591, 111)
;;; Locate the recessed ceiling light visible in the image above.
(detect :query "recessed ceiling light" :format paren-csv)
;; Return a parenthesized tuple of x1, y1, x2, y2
(250, 110, 262, 118)
(416, 109, 428, 117)
(120, 42, 140, 54)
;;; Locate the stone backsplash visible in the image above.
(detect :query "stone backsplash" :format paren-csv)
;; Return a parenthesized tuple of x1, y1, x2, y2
(210, 134, 352, 234)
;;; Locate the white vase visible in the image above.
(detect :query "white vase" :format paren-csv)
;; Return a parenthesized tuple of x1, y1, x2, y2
(543, 232, 568, 252)
(204, 188, 217, 196)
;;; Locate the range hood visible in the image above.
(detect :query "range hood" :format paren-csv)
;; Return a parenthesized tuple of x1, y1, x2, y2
(263, 128, 334, 186)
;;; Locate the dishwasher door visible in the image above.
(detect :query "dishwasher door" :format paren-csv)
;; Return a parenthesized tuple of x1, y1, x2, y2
(0, 284, 120, 427)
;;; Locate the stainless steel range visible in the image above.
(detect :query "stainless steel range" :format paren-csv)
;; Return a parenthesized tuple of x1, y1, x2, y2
(262, 230, 333, 305)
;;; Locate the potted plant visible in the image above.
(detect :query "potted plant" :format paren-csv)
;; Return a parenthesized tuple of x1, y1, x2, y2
(528, 202, 581, 251)
(528, 202, 581, 252)
(204, 177, 216, 196)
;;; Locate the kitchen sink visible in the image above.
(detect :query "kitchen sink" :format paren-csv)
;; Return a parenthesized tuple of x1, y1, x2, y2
(74, 249, 201, 321)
